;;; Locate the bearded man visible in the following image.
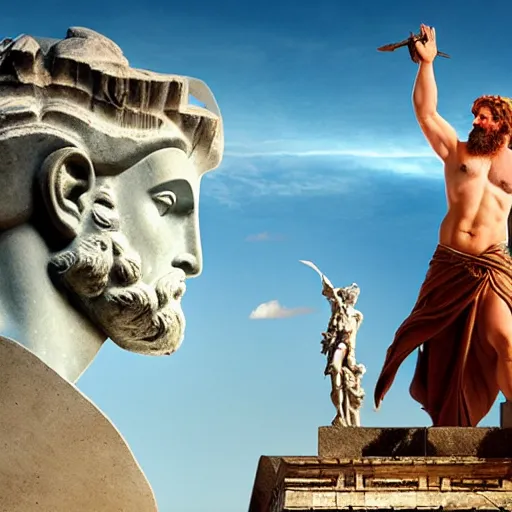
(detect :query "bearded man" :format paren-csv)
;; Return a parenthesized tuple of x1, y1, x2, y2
(0, 27, 223, 383)
(374, 24, 512, 426)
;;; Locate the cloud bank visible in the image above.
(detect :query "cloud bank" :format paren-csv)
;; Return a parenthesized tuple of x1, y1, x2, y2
(249, 300, 313, 319)
(225, 148, 435, 159)
(201, 139, 444, 206)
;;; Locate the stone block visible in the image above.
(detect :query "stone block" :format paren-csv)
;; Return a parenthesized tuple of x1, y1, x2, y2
(427, 426, 512, 457)
(501, 400, 512, 427)
(319, 425, 512, 458)
(318, 427, 427, 457)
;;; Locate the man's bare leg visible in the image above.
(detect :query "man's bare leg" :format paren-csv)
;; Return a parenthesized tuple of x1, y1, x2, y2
(481, 291, 512, 400)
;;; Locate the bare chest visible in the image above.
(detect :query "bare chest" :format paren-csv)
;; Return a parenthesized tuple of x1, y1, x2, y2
(457, 159, 512, 194)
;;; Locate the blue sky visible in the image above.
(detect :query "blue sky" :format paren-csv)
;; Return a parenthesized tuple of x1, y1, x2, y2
(3, 0, 512, 510)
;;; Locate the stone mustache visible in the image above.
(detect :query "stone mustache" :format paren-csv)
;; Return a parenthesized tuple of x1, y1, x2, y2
(0, 27, 224, 383)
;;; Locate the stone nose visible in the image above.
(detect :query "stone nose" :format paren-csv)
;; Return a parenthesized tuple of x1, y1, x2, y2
(172, 252, 201, 277)
(171, 206, 203, 277)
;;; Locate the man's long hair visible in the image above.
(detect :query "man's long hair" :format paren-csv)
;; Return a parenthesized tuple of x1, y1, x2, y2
(472, 95, 512, 147)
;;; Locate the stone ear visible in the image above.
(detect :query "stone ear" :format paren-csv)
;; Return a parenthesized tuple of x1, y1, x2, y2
(40, 147, 96, 239)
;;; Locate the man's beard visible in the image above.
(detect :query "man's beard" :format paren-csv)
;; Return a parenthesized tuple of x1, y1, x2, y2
(49, 233, 186, 355)
(466, 126, 507, 156)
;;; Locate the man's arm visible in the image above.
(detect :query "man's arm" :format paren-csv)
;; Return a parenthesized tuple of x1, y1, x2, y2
(411, 25, 459, 162)
(413, 61, 458, 161)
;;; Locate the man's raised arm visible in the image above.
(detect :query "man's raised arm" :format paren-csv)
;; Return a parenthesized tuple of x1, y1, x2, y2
(413, 25, 458, 162)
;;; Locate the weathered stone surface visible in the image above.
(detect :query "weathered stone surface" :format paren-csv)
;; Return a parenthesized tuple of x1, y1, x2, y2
(318, 427, 427, 457)
(248, 457, 282, 512)
(501, 400, 512, 427)
(319, 425, 512, 458)
(248, 455, 512, 511)
(0, 336, 156, 511)
(426, 426, 512, 457)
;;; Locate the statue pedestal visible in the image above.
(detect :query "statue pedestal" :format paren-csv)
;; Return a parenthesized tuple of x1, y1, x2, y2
(501, 400, 512, 427)
(319, 424, 512, 457)
(248, 424, 512, 511)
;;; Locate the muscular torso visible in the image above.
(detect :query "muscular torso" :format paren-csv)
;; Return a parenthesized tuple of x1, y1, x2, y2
(440, 142, 512, 254)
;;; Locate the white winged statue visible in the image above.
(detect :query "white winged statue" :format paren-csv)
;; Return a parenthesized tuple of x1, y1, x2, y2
(300, 260, 366, 427)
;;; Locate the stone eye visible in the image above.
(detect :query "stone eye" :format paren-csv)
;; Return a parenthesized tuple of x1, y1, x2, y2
(152, 191, 177, 216)
(95, 195, 115, 209)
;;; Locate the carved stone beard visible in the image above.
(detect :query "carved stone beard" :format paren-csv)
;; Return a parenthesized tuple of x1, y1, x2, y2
(48, 195, 186, 356)
(466, 125, 507, 156)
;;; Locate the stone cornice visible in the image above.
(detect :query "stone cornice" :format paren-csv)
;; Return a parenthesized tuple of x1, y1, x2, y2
(249, 456, 512, 511)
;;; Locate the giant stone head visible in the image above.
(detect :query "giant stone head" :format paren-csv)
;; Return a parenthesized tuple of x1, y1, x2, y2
(0, 27, 223, 381)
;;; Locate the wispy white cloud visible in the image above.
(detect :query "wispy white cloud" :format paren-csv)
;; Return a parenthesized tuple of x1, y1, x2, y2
(249, 300, 313, 319)
(220, 140, 443, 179)
(202, 139, 444, 206)
(245, 232, 284, 242)
(225, 148, 435, 159)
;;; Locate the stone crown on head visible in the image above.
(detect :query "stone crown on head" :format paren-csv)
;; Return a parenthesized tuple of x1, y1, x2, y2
(0, 27, 224, 174)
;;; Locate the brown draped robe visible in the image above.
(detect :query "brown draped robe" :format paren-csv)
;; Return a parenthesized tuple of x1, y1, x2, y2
(374, 243, 512, 426)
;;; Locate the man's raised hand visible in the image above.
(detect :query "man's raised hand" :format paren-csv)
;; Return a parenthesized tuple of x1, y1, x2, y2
(415, 24, 438, 64)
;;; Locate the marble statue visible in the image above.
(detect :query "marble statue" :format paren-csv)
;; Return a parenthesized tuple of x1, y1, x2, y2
(301, 261, 365, 427)
(0, 27, 223, 383)
(0, 27, 223, 510)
